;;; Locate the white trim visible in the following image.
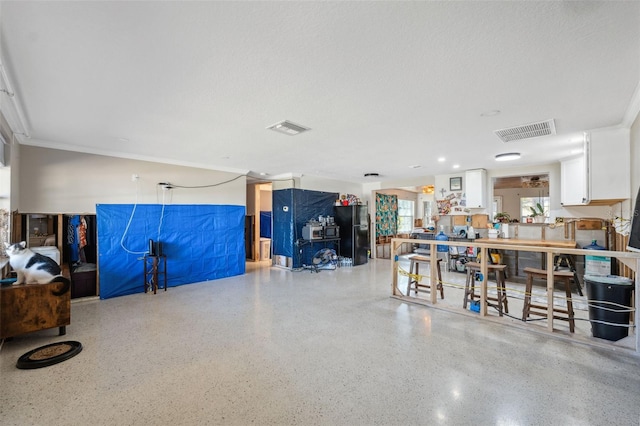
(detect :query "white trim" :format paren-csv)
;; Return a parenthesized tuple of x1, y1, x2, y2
(622, 80, 640, 128)
(0, 60, 30, 138)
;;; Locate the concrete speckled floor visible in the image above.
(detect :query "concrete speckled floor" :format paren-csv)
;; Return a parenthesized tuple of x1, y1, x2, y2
(1, 259, 639, 425)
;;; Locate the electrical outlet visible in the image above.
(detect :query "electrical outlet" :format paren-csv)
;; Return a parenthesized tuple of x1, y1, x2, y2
(131, 174, 139, 182)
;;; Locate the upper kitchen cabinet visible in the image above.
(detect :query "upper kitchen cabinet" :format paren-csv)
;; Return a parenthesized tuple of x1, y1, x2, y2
(561, 154, 587, 205)
(465, 169, 487, 208)
(561, 128, 630, 206)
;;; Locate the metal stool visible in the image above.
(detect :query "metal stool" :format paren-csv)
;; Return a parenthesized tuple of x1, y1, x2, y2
(406, 255, 444, 299)
(522, 267, 575, 332)
(463, 262, 508, 316)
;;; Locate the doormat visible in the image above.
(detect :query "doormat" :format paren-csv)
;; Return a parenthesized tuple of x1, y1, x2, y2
(16, 341, 83, 369)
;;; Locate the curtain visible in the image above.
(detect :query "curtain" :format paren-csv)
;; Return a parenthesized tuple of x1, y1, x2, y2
(375, 193, 398, 238)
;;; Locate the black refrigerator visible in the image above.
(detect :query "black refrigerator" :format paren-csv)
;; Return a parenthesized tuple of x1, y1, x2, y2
(334, 205, 370, 265)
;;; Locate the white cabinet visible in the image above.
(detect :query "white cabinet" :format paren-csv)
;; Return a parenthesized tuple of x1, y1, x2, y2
(465, 169, 487, 208)
(561, 128, 630, 206)
(589, 128, 630, 201)
(561, 155, 588, 205)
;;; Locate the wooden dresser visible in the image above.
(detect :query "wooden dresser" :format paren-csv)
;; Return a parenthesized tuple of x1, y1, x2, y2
(0, 281, 70, 339)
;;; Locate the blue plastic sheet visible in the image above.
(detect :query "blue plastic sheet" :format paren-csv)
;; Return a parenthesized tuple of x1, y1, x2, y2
(97, 204, 245, 299)
(260, 211, 272, 238)
(272, 189, 339, 268)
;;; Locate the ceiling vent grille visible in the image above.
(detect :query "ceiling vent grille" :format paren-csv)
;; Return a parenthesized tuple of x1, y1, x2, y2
(267, 120, 311, 136)
(494, 119, 556, 142)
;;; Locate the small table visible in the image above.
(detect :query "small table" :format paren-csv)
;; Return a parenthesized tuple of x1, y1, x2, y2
(144, 255, 167, 294)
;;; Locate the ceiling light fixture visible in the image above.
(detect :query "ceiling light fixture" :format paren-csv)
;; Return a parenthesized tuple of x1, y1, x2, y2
(267, 120, 311, 136)
(495, 152, 521, 161)
(408, 164, 421, 169)
(422, 185, 435, 194)
(481, 109, 501, 117)
(452, 164, 460, 169)
(364, 173, 379, 178)
(437, 157, 446, 162)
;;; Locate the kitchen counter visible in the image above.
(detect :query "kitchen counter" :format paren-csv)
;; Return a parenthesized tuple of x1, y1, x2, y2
(474, 238, 577, 249)
(473, 238, 577, 279)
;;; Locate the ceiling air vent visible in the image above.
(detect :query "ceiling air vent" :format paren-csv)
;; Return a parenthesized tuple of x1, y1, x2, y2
(494, 119, 556, 142)
(267, 120, 311, 136)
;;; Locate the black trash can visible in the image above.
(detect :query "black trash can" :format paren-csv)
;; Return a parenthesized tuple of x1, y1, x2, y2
(584, 275, 634, 341)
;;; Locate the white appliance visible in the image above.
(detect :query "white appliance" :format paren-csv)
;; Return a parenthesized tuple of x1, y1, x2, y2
(501, 223, 511, 239)
(30, 246, 60, 265)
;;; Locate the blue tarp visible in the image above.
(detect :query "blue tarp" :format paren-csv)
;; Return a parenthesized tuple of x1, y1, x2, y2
(97, 204, 245, 299)
(272, 189, 339, 268)
(260, 211, 272, 238)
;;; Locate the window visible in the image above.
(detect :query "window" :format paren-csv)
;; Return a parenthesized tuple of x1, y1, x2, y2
(397, 200, 414, 234)
(423, 200, 435, 225)
(520, 197, 549, 221)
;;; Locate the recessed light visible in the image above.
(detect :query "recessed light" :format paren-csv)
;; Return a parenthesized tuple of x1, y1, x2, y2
(408, 165, 421, 169)
(364, 172, 380, 177)
(495, 152, 521, 161)
(437, 157, 446, 162)
(452, 164, 460, 169)
(481, 109, 501, 117)
(570, 148, 583, 155)
(117, 137, 129, 143)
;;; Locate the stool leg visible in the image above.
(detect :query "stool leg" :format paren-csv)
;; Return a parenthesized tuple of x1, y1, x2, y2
(463, 267, 472, 309)
(499, 271, 508, 314)
(414, 262, 420, 295)
(406, 261, 411, 296)
(436, 261, 444, 299)
(564, 277, 575, 333)
(572, 270, 583, 296)
(470, 271, 476, 302)
(407, 260, 415, 296)
(495, 273, 503, 317)
(567, 256, 583, 296)
(522, 273, 533, 321)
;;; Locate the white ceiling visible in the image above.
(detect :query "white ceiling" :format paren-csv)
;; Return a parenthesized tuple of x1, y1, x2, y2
(1, 1, 639, 184)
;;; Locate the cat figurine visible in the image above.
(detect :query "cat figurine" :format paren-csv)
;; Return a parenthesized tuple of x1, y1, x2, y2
(4, 241, 70, 296)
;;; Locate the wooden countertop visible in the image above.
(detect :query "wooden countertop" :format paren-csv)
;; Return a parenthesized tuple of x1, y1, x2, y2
(474, 238, 577, 249)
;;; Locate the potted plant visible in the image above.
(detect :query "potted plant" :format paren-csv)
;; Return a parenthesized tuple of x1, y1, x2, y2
(529, 203, 546, 223)
(494, 212, 511, 223)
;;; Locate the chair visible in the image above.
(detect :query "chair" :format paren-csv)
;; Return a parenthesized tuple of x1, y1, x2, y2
(463, 262, 508, 316)
(406, 255, 444, 299)
(522, 267, 575, 332)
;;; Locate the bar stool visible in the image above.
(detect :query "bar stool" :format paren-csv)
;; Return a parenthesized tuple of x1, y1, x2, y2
(406, 255, 444, 299)
(522, 267, 575, 332)
(463, 262, 508, 316)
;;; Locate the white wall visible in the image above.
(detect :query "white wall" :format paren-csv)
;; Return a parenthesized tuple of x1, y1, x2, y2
(18, 146, 246, 214)
(299, 175, 362, 200)
(259, 184, 272, 211)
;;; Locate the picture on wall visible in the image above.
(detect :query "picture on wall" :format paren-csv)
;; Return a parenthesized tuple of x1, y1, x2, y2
(450, 177, 462, 191)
